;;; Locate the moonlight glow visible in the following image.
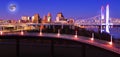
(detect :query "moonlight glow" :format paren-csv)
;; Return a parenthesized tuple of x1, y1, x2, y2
(8, 3, 17, 12)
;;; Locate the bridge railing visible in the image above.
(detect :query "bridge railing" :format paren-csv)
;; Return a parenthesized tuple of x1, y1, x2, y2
(0, 32, 120, 54)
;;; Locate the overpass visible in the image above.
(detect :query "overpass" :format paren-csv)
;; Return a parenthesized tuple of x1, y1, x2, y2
(0, 32, 120, 57)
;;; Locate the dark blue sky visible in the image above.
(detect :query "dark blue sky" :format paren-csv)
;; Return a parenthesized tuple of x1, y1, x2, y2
(0, 0, 120, 20)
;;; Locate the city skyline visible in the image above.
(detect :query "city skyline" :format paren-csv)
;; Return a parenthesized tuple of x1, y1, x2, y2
(0, 0, 120, 20)
(0, 0, 120, 57)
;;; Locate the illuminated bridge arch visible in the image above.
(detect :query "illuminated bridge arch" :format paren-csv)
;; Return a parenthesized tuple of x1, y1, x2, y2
(74, 15, 101, 25)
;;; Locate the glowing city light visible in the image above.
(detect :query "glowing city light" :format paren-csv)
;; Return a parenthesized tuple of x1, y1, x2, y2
(101, 6, 104, 19)
(74, 35, 77, 38)
(91, 38, 94, 41)
(74, 31, 78, 38)
(57, 29, 60, 36)
(73, 31, 78, 40)
(57, 33, 60, 36)
(21, 31, 24, 35)
(101, 6, 104, 33)
(40, 32, 42, 36)
(109, 42, 113, 45)
(90, 33, 94, 41)
(73, 36, 79, 40)
(39, 29, 42, 36)
(109, 35, 113, 45)
(47, 17, 51, 22)
(0, 31, 3, 35)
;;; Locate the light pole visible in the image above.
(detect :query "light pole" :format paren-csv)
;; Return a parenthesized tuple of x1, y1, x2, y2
(91, 33, 94, 41)
(75, 30, 78, 38)
(40, 29, 42, 35)
(0, 31, 3, 35)
(57, 29, 60, 36)
(21, 30, 24, 35)
(21, 26, 24, 35)
(109, 35, 113, 45)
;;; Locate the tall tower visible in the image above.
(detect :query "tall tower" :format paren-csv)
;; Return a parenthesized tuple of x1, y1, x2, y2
(47, 12, 52, 22)
(42, 15, 48, 23)
(32, 14, 40, 23)
(56, 12, 64, 22)
(100, 6, 104, 33)
(42, 12, 52, 23)
(106, 4, 110, 33)
(101, 6, 104, 20)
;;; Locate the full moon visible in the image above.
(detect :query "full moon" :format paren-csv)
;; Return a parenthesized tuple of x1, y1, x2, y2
(9, 4, 16, 12)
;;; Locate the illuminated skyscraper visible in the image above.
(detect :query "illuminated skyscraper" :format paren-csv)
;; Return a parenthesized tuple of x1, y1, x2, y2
(42, 12, 52, 23)
(56, 12, 67, 22)
(57, 12, 64, 17)
(32, 14, 41, 23)
(42, 15, 48, 23)
(47, 12, 52, 22)
(21, 16, 30, 23)
(68, 18, 74, 23)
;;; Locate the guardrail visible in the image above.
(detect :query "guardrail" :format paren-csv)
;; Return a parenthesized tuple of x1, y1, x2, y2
(0, 32, 120, 57)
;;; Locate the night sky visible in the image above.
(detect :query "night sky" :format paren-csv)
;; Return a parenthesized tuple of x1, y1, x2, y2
(0, 0, 120, 20)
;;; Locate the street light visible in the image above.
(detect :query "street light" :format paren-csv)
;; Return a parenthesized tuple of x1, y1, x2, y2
(57, 29, 60, 36)
(40, 29, 42, 36)
(21, 30, 24, 35)
(109, 35, 113, 45)
(90, 33, 94, 41)
(74, 31, 78, 38)
(0, 31, 3, 35)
